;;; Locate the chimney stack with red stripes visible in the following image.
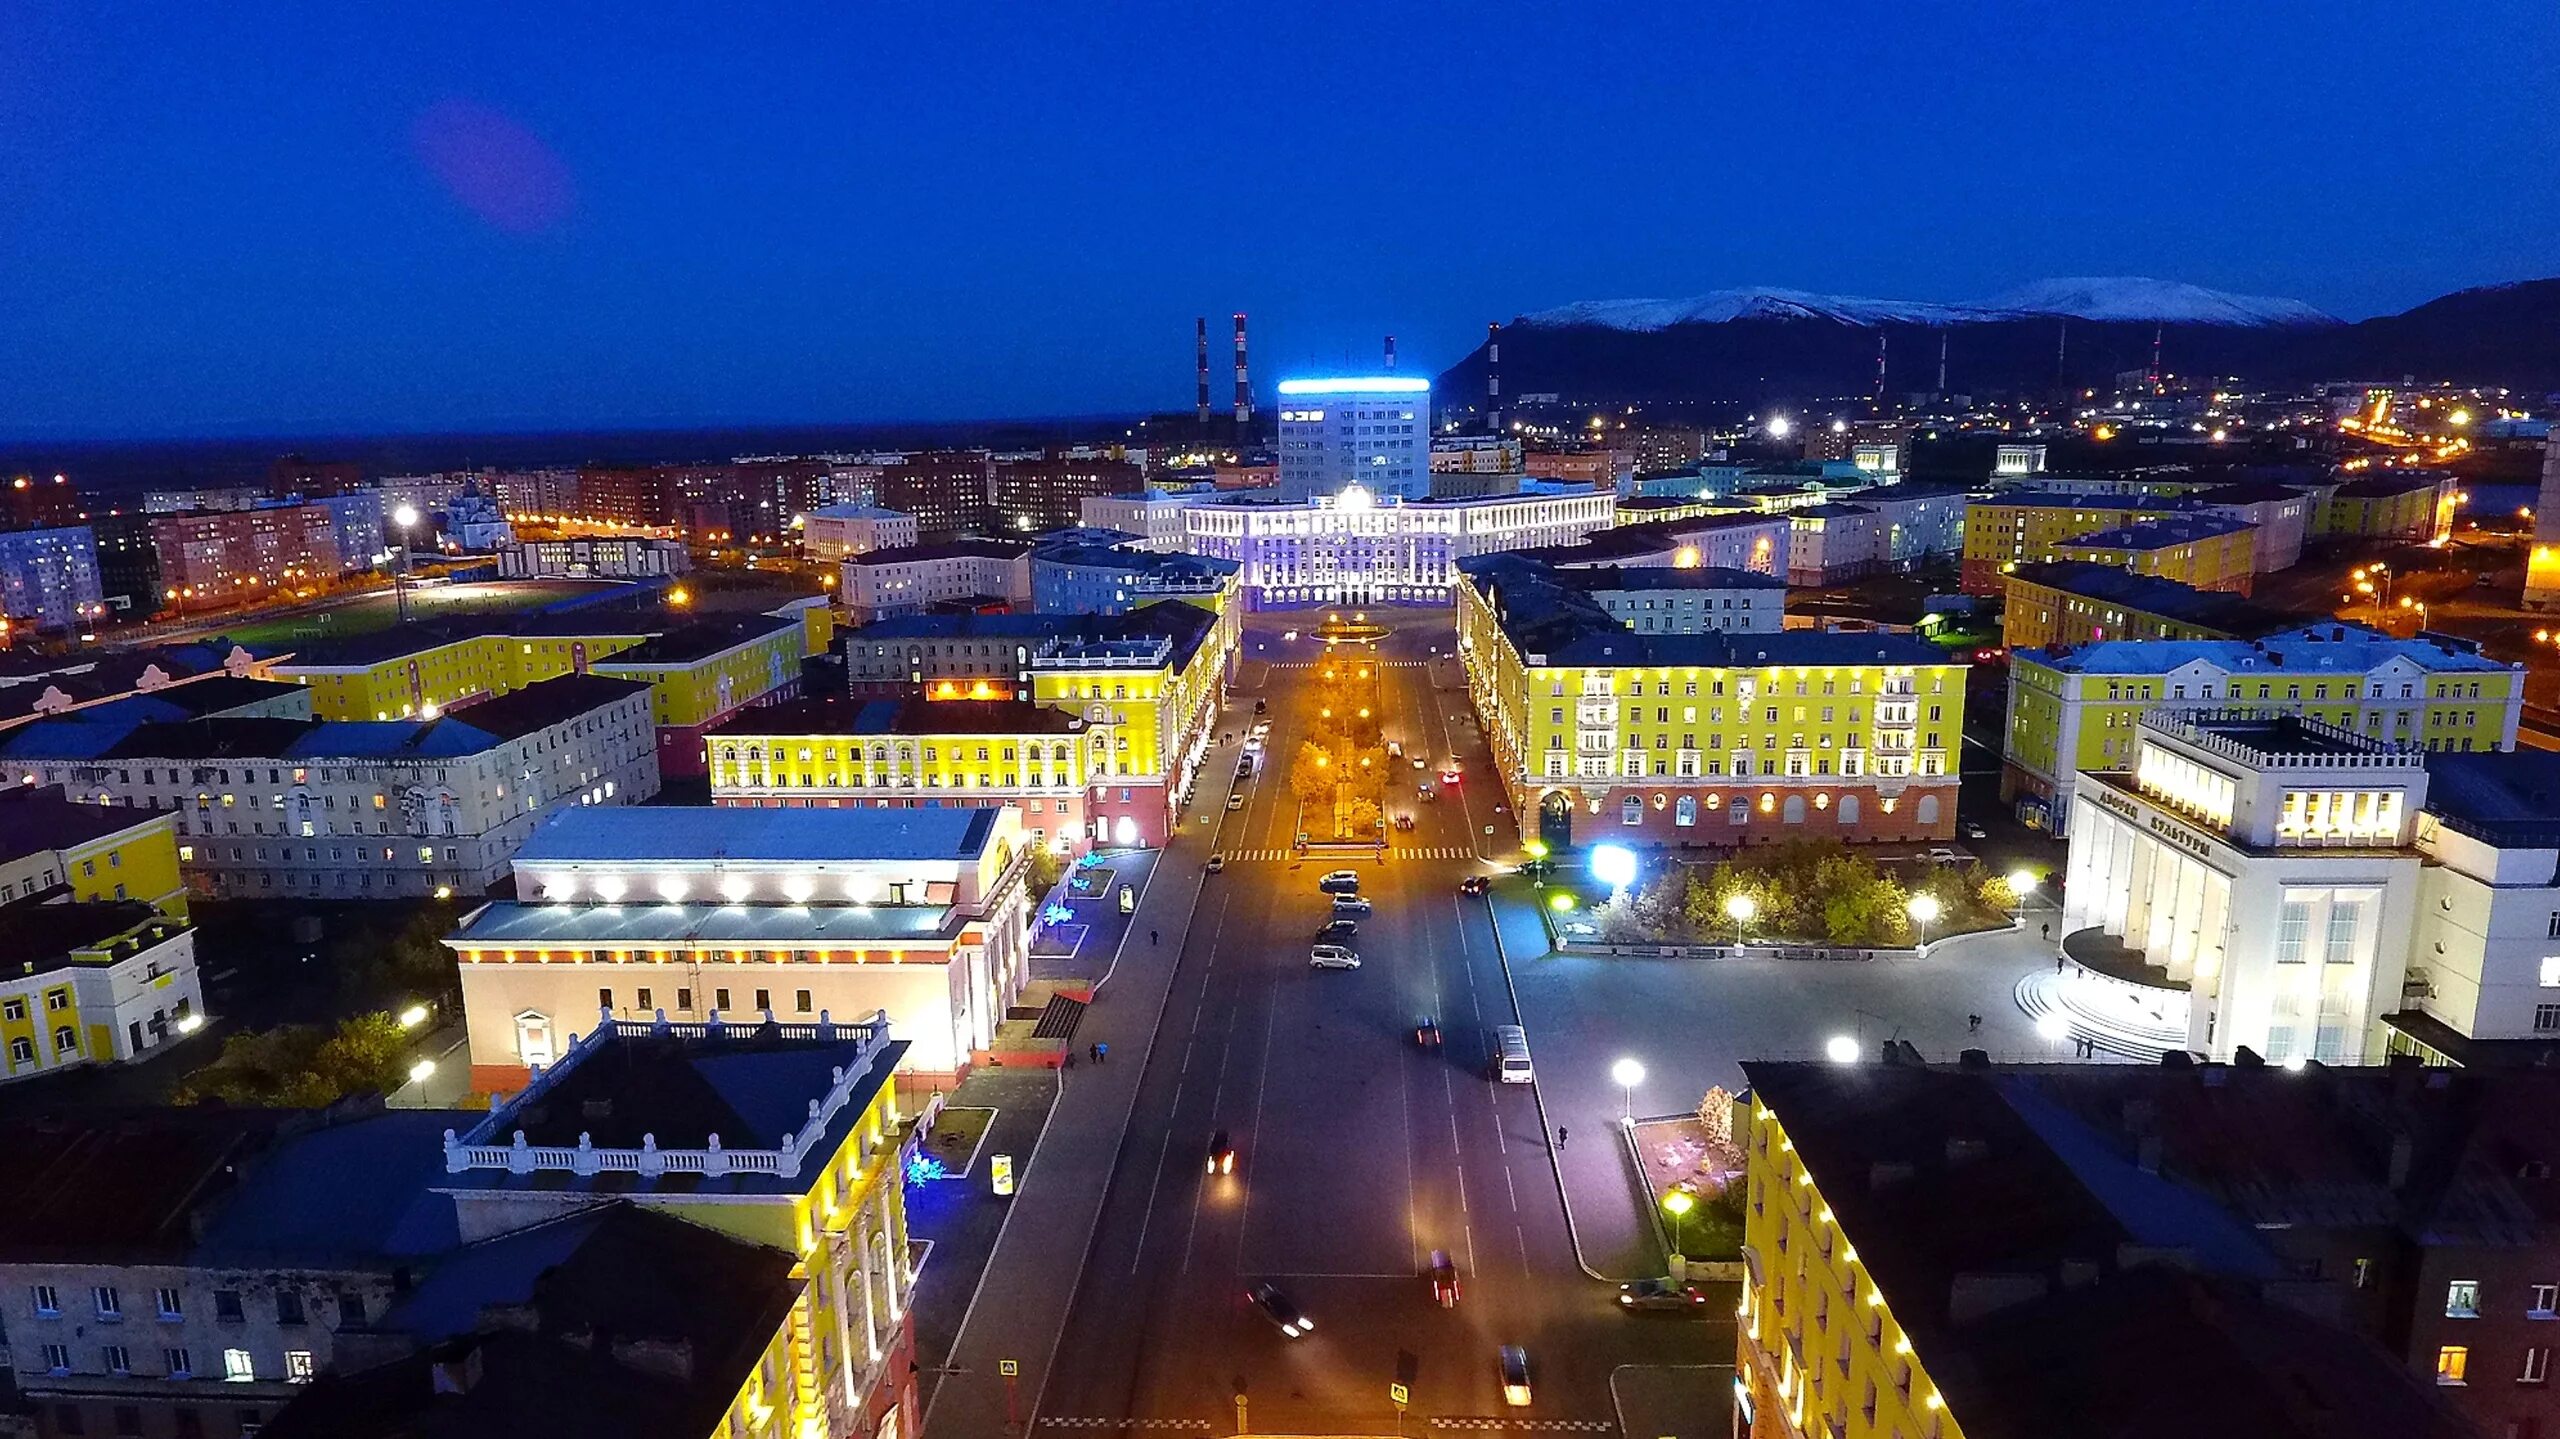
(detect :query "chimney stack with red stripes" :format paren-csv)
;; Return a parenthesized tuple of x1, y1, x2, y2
(1485, 322, 1503, 435)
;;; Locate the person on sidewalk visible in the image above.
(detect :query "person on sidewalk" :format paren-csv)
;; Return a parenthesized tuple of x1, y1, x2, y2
(1097, 1041, 1109, 1063)
(1556, 1126, 1568, 1149)
(1150, 929, 1159, 946)
(1968, 1013, 1982, 1034)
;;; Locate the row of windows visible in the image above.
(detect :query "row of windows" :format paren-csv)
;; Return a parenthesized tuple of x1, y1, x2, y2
(32, 1341, 310, 1388)
(31, 1282, 357, 1327)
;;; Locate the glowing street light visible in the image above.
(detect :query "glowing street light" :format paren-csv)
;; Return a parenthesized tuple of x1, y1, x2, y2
(1590, 844, 1639, 897)
(1824, 1034, 1862, 1065)
(1611, 1056, 1646, 1124)
(1661, 1187, 1697, 1256)
(392, 503, 420, 624)
(1724, 892, 1759, 927)
(396, 1004, 430, 1030)
(1907, 892, 1942, 950)
(2035, 1011, 2071, 1044)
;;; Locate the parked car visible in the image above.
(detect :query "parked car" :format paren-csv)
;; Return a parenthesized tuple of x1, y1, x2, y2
(1617, 1277, 1710, 1312)
(1318, 870, 1361, 894)
(1247, 1282, 1310, 1337)
(1309, 944, 1361, 970)
(1330, 895, 1372, 916)
(1316, 919, 1359, 942)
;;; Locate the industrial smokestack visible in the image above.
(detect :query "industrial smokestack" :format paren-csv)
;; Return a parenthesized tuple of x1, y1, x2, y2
(1936, 332, 1948, 394)
(1232, 313, 1252, 427)
(1196, 317, 1211, 425)
(1384, 334, 1397, 372)
(2150, 325, 2163, 391)
(1874, 333, 1888, 412)
(1485, 322, 1503, 435)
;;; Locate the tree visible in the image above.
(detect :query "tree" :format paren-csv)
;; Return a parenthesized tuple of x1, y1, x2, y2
(173, 1012, 415, 1108)
(1696, 1085, 1743, 1174)
(1288, 740, 1336, 807)
(1026, 844, 1067, 900)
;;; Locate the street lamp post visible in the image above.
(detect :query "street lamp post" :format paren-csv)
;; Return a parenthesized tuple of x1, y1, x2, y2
(1611, 1056, 1645, 1126)
(392, 504, 419, 625)
(1907, 892, 1941, 953)
(1661, 1188, 1696, 1259)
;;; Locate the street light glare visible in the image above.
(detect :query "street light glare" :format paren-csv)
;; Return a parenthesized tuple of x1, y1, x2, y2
(1611, 1057, 1646, 1089)
(393, 503, 419, 529)
(1824, 1035, 1862, 1065)
(1906, 893, 1942, 924)
(2006, 869, 2038, 896)
(1725, 892, 1759, 924)
(2035, 1012, 2071, 1042)
(1590, 844, 1639, 892)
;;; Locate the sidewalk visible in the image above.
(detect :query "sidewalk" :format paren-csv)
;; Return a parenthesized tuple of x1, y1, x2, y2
(924, 717, 1249, 1439)
(1485, 878, 1664, 1282)
(906, 1066, 1060, 1415)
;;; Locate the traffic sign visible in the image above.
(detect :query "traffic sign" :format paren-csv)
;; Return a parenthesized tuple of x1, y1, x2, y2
(1389, 1382, 1409, 1408)
(1000, 1360, 1020, 1377)
(992, 1153, 1016, 1196)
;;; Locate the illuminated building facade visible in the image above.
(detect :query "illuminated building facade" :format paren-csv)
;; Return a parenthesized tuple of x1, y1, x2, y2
(1998, 561, 2297, 651)
(0, 673, 660, 899)
(2048, 515, 2259, 595)
(1958, 491, 2214, 595)
(0, 525, 106, 634)
(2528, 434, 2560, 610)
(449, 805, 1029, 1087)
(1178, 482, 1615, 609)
(1458, 562, 1965, 848)
(2002, 626, 2521, 832)
(834, 602, 1234, 849)
(802, 503, 920, 564)
(1275, 377, 1430, 501)
(148, 505, 341, 614)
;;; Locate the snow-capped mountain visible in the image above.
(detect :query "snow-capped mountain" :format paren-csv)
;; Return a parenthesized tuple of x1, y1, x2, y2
(1515, 276, 2340, 332)
(1986, 277, 2338, 328)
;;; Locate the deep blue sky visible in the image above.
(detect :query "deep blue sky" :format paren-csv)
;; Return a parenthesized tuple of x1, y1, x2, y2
(4, 1, 2555, 438)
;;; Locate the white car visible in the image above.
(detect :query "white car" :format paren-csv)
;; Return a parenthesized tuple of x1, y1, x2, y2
(1309, 944, 1360, 970)
(1318, 870, 1361, 893)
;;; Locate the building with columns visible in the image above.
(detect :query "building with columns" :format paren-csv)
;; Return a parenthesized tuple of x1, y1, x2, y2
(448, 805, 1032, 1090)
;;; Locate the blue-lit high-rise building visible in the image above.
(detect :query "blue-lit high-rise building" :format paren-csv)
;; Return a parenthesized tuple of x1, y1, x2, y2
(0, 525, 105, 633)
(1275, 377, 1430, 501)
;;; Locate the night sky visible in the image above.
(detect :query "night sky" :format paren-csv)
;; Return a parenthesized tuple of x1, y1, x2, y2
(4, 1, 2555, 438)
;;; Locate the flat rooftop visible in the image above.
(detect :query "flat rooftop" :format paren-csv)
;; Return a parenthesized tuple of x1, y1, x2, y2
(513, 804, 998, 865)
(452, 899, 959, 949)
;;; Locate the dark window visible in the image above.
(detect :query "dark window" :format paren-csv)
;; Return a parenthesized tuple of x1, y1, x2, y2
(55, 1406, 84, 1437)
(113, 1407, 141, 1437)
(275, 1290, 304, 1326)
(175, 1413, 204, 1439)
(213, 1290, 243, 1322)
(336, 1290, 366, 1328)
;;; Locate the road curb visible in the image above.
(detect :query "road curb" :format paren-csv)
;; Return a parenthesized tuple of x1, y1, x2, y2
(1615, 1119, 1678, 1261)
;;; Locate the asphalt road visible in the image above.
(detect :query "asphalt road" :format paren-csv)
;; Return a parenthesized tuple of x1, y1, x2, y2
(1038, 611, 1713, 1435)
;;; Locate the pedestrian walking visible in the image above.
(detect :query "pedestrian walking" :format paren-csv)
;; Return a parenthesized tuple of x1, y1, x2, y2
(2057, 955, 2067, 973)
(1150, 929, 1159, 946)
(2041, 923, 2051, 940)
(1097, 1041, 1109, 1063)
(1088, 1042, 1100, 1064)
(1968, 1013, 1982, 1034)
(1556, 1126, 1569, 1149)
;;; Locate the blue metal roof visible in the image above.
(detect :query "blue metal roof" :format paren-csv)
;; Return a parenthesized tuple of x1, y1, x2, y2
(511, 804, 998, 865)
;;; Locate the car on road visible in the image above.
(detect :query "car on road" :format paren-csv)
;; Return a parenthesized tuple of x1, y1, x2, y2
(1318, 870, 1361, 893)
(1329, 895, 1371, 916)
(1206, 854, 1226, 873)
(1924, 846, 1965, 865)
(1247, 1282, 1310, 1337)
(1309, 944, 1360, 970)
(1617, 1277, 1710, 1311)
(1207, 1129, 1235, 1175)
(1388, 739, 1403, 757)
(1316, 919, 1358, 942)
(1394, 814, 1414, 831)
(1960, 820, 1988, 839)
(1429, 1249, 1460, 1307)
(1458, 875, 1490, 895)
(1439, 765, 1462, 785)
(1227, 794, 1244, 810)
(1414, 1017, 1442, 1049)
(1412, 756, 1427, 770)
(1498, 1345, 1533, 1406)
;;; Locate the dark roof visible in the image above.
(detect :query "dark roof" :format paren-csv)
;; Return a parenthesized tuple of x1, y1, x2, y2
(2422, 750, 2560, 847)
(2051, 515, 2255, 550)
(1460, 554, 1946, 668)
(498, 1033, 870, 1151)
(845, 537, 1034, 566)
(2191, 482, 2315, 505)
(2004, 561, 2301, 636)
(710, 693, 1082, 738)
(0, 783, 166, 863)
(1549, 563, 1783, 593)
(419, 674, 654, 741)
(1976, 490, 2210, 511)
(1792, 502, 1878, 520)
(0, 900, 181, 978)
(587, 614, 798, 667)
(0, 1107, 301, 1262)
(190, 1109, 468, 1264)
(2334, 472, 2449, 499)
(1743, 1060, 2481, 1439)
(844, 596, 1218, 672)
(287, 609, 660, 667)
(262, 1205, 801, 1439)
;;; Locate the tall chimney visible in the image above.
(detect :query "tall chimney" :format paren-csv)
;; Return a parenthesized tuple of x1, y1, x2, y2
(1936, 332, 1949, 394)
(1195, 317, 1211, 425)
(1232, 313, 1252, 428)
(1485, 322, 1503, 435)
(1384, 334, 1397, 372)
(1874, 332, 1889, 412)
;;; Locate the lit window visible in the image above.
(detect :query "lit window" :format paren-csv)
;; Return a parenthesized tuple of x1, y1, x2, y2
(224, 1348, 255, 1382)
(2448, 1280, 2480, 1317)
(2438, 1345, 2469, 1385)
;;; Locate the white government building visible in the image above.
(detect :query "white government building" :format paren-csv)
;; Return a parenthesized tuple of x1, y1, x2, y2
(1275, 376, 1431, 501)
(2031, 707, 2560, 1069)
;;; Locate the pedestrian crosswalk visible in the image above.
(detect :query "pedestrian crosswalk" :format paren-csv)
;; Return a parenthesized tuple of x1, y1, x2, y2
(1209, 846, 1482, 864)
(1038, 1420, 1213, 1431)
(1036, 1420, 1606, 1434)
(1264, 659, 1431, 670)
(1432, 1420, 1616, 1432)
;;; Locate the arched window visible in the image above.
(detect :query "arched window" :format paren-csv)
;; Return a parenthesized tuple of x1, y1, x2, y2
(1838, 794, 1861, 826)
(1782, 795, 1807, 824)
(1916, 794, 1941, 826)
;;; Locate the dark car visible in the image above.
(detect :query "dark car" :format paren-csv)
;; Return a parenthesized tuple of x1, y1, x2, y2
(1414, 1016, 1442, 1049)
(1247, 1282, 1310, 1337)
(1459, 876, 1490, 895)
(1254, 698, 1268, 714)
(1429, 1249, 1460, 1307)
(1617, 1277, 1710, 1312)
(1207, 1129, 1235, 1175)
(1499, 1345, 1532, 1406)
(1316, 918, 1359, 942)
